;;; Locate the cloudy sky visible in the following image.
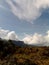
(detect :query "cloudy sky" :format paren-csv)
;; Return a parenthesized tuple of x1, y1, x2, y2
(0, 0, 49, 45)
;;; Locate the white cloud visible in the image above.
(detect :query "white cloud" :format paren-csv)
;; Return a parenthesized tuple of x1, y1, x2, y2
(22, 31, 49, 46)
(0, 28, 18, 40)
(44, 31, 49, 43)
(6, 31, 18, 40)
(0, 28, 49, 46)
(0, 29, 9, 39)
(6, 0, 49, 22)
(23, 33, 45, 45)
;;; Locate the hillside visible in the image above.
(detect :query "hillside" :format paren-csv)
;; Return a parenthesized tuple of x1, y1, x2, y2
(0, 39, 49, 65)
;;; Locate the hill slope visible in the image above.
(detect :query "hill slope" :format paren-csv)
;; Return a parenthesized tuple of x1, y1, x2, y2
(0, 39, 49, 65)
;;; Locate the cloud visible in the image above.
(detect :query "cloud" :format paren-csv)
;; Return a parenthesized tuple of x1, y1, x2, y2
(22, 31, 49, 46)
(44, 31, 49, 43)
(0, 28, 49, 46)
(23, 33, 45, 45)
(0, 28, 18, 40)
(6, 31, 18, 40)
(6, 0, 49, 22)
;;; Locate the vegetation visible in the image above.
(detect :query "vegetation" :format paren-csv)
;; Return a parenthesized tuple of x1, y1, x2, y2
(0, 39, 49, 65)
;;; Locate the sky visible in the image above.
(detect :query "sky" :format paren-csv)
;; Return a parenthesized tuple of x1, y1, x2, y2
(0, 0, 49, 46)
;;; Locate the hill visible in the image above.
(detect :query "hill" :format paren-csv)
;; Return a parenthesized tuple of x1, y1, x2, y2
(0, 39, 49, 65)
